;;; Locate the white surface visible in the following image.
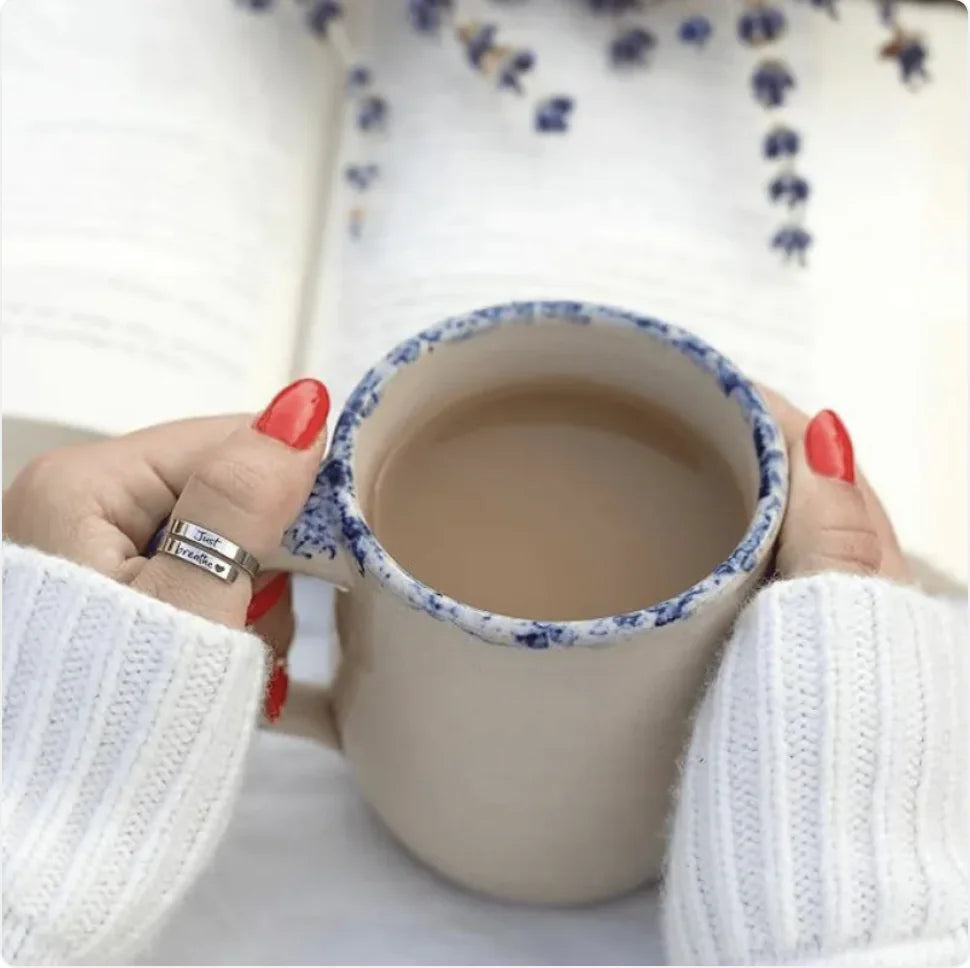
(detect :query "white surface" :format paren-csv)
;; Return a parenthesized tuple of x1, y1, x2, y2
(140, 578, 665, 966)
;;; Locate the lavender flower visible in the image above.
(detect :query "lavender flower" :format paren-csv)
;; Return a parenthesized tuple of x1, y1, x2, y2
(771, 224, 812, 263)
(897, 39, 928, 82)
(610, 27, 656, 68)
(306, 0, 342, 37)
(752, 60, 796, 108)
(459, 23, 499, 69)
(345, 163, 380, 190)
(357, 95, 388, 131)
(535, 96, 575, 133)
(768, 172, 811, 207)
(678, 16, 713, 48)
(498, 49, 536, 93)
(738, 6, 786, 46)
(347, 64, 372, 92)
(408, 0, 452, 35)
(763, 125, 801, 159)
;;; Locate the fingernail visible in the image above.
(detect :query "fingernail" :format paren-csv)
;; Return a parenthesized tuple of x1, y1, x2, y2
(805, 409, 855, 484)
(265, 659, 289, 723)
(246, 572, 289, 624)
(254, 378, 330, 450)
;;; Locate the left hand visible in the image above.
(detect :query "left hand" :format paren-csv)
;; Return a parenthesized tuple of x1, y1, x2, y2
(3, 379, 331, 717)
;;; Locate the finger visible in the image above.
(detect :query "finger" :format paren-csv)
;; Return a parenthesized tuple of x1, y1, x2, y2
(776, 409, 883, 579)
(248, 571, 296, 724)
(248, 572, 295, 661)
(758, 385, 909, 581)
(132, 379, 330, 627)
(99, 414, 249, 554)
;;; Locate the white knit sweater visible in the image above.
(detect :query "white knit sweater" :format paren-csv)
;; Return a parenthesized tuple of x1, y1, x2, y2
(2, 545, 967, 966)
(1, 545, 267, 965)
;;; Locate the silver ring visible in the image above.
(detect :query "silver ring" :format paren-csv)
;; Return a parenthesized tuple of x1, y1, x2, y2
(158, 536, 243, 584)
(160, 519, 260, 582)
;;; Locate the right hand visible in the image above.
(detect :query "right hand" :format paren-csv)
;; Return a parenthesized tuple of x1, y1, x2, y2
(760, 387, 911, 584)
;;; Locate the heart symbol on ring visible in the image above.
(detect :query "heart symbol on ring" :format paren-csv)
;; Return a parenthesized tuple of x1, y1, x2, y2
(214, 563, 225, 573)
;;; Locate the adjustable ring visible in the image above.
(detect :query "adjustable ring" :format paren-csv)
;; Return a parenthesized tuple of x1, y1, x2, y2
(156, 519, 261, 584)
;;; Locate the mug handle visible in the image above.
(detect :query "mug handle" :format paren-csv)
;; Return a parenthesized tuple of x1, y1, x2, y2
(257, 460, 360, 751)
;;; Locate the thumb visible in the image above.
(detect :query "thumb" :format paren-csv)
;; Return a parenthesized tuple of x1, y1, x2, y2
(776, 409, 883, 579)
(132, 379, 330, 627)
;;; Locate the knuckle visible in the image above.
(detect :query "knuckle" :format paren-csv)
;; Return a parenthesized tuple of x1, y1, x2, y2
(815, 524, 883, 573)
(15, 449, 71, 494)
(194, 453, 276, 517)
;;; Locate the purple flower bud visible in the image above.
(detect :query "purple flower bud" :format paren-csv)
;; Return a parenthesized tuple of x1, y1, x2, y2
(751, 60, 796, 108)
(463, 23, 499, 68)
(498, 48, 536, 93)
(306, 0, 342, 37)
(768, 172, 811, 207)
(345, 163, 380, 190)
(762, 125, 801, 158)
(347, 64, 372, 92)
(898, 39, 928, 82)
(771, 224, 812, 262)
(535, 95, 575, 133)
(678, 15, 713, 47)
(738, 6, 786, 45)
(609, 27, 656, 67)
(408, 0, 452, 34)
(357, 95, 388, 131)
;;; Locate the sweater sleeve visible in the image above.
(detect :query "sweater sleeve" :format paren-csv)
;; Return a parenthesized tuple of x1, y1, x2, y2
(662, 573, 969, 967)
(1, 544, 268, 966)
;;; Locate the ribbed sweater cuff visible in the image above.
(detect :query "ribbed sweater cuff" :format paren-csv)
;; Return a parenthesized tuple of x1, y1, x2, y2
(2, 544, 268, 965)
(662, 573, 969, 967)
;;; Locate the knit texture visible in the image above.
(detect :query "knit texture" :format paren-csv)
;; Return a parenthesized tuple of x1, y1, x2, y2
(662, 573, 970, 966)
(1, 544, 268, 966)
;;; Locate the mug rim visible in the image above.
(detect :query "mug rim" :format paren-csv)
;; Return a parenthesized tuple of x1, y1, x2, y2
(295, 300, 788, 648)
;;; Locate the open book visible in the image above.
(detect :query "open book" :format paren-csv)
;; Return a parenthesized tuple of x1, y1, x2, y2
(2, 0, 966, 580)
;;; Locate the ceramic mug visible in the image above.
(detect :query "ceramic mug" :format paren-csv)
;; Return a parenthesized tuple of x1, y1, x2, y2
(267, 300, 789, 906)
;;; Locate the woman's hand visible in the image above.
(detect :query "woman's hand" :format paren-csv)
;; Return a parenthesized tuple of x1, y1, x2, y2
(760, 387, 911, 584)
(3, 378, 330, 714)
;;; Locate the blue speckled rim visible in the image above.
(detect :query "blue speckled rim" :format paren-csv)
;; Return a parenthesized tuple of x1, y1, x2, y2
(285, 301, 788, 648)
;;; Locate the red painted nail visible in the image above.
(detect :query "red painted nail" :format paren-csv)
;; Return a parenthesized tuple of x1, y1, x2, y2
(254, 378, 330, 450)
(805, 409, 855, 484)
(265, 660, 289, 723)
(246, 572, 289, 624)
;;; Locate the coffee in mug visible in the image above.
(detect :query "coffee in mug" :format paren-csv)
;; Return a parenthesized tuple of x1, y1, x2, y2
(367, 377, 748, 620)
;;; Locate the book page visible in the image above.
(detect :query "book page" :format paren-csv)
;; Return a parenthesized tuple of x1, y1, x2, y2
(1, 0, 341, 443)
(304, 0, 966, 579)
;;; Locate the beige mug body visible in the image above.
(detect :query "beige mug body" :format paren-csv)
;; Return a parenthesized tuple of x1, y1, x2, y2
(268, 301, 789, 905)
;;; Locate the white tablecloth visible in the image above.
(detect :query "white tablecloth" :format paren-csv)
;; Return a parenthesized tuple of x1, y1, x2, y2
(141, 578, 665, 966)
